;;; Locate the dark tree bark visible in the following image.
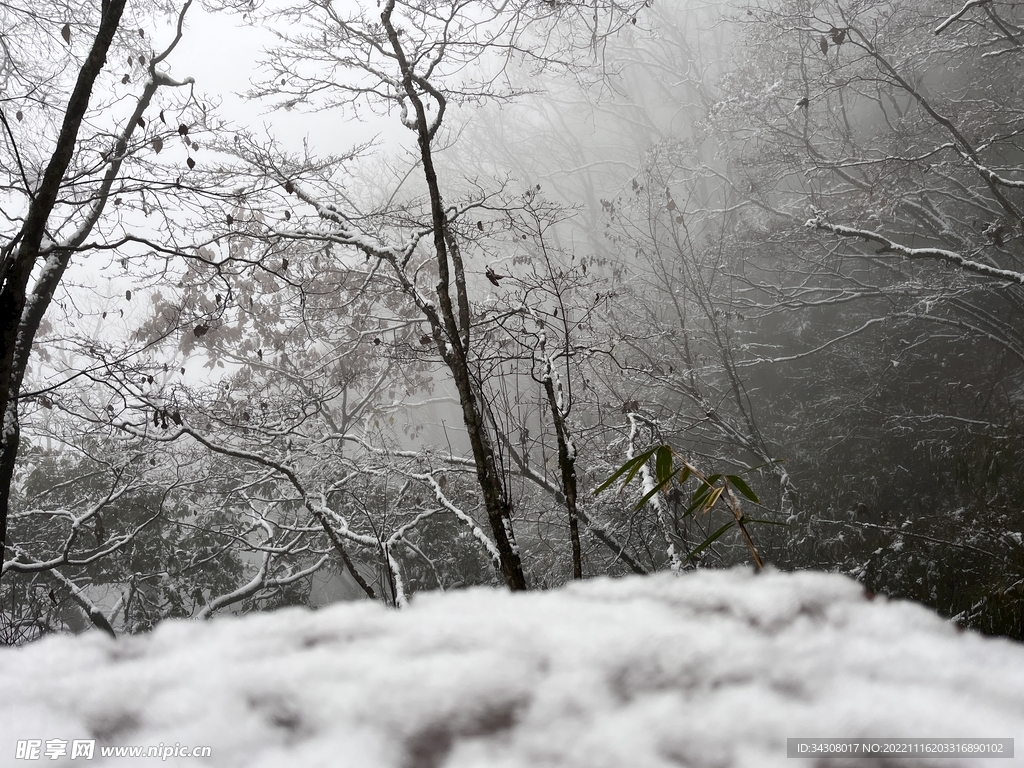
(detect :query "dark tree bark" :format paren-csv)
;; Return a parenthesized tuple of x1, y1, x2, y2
(0, 0, 129, 577)
(380, 0, 527, 590)
(541, 378, 583, 580)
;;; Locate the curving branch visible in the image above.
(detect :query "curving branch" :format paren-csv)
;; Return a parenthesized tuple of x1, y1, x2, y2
(805, 216, 1024, 285)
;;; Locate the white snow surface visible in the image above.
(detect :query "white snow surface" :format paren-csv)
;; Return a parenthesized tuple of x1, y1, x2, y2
(2, 568, 1023, 767)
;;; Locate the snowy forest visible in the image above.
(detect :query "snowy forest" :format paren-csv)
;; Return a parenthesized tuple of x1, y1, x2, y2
(1, 0, 1023, 645)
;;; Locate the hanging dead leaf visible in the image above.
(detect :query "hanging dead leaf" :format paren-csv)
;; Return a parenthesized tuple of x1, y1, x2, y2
(186, 157, 195, 169)
(139, 54, 146, 65)
(15, 110, 23, 122)
(283, 210, 291, 220)
(476, 221, 483, 231)
(138, 28, 145, 37)
(281, 258, 289, 271)
(125, 289, 132, 301)
(61, 23, 71, 44)
(136, 116, 145, 128)
(159, 109, 166, 124)
(178, 124, 188, 136)
(284, 180, 295, 194)
(226, 214, 233, 226)
(193, 325, 209, 337)
(151, 136, 163, 153)
(819, 35, 828, 54)
(121, 74, 129, 85)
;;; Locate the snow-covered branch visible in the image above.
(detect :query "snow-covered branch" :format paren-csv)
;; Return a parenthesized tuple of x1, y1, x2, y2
(934, 0, 990, 35)
(805, 217, 1024, 285)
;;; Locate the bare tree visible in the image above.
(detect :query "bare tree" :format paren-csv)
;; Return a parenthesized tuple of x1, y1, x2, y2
(232, 0, 643, 590)
(0, 0, 209, 580)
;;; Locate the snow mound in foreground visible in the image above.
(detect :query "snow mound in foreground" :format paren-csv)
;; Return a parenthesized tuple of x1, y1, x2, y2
(1, 568, 1022, 767)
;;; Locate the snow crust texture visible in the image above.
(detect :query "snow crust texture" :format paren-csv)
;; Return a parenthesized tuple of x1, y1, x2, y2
(1, 568, 1022, 767)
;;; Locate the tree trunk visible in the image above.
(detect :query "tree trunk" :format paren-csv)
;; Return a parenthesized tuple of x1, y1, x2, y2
(381, 1, 527, 590)
(0, 0, 129, 575)
(542, 378, 583, 580)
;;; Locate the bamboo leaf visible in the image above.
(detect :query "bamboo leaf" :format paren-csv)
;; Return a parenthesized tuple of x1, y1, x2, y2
(633, 471, 677, 511)
(685, 484, 720, 517)
(655, 445, 674, 485)
(703, 485, 724, 512)
(726, 475, 760, 503)
(686, 486, 712, 516)
(684, 521, 736, 563)
(677, 465, 691, 486)
(594, 449, 656, 494)
(620, 448, 656, 488)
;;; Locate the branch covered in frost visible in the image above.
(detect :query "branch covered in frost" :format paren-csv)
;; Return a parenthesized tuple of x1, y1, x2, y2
(47, 568, 117, 638)
(198, 553, 331, 620)
(805, 217, 1024, 285)
(128, 423, 377, 601)
(3, 478, 159, 575)
(934, 0, 990, 34)
(411, 472, 502, 572)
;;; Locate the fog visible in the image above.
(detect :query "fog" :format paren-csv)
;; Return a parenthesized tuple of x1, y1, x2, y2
(0, 0, 1021, 646)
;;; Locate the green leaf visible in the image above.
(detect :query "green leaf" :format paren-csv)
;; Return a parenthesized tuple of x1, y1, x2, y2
(594, 448, 657, 495)
(726, 475, 759, 503)
(655, 445, 674, 485)
(684, 521, 736, 563)
(619, 452, 654, 488)
(633, 472, 677, 511)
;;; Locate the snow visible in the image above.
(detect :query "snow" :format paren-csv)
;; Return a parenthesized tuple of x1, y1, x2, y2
(1, 568, 1022, 767)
